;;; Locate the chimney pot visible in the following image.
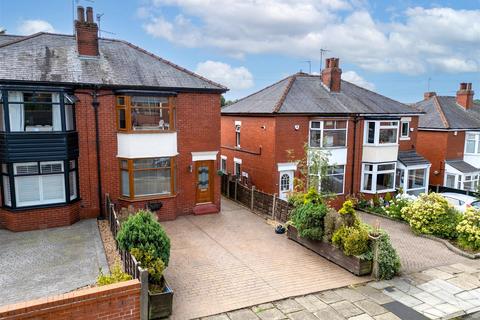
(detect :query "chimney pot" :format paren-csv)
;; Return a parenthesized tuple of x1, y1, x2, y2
(424, 92, 436, 100)
(86, 7, 94, 23)
(460, 82, 467, 90)
(77, 6, 85, 22)
(467, 83, 472, 91)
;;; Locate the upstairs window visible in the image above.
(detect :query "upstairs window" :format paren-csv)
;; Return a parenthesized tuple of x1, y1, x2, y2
(309, 120, 347, 148)
(235, 125, 241, 147)
(465, 132, 480, 154)
(364, 121, 398, 145)
(116, 96, 175, 132)
(400, 120, 410, 139)
(6, 91, 75, 132)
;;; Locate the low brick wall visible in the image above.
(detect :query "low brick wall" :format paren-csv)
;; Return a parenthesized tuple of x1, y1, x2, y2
(0, 279, 141, 320)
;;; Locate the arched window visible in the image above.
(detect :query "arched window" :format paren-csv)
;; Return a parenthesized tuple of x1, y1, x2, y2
(280, 173, 290, 191)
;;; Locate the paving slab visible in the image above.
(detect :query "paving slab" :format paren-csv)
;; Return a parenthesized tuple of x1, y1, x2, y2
(294, 295, 328, 312)
(330, 300, 364, 318)
(256, 308, 287, 320)
(227, 309, 259, 320)
(315, 290, 345, 304)
(275, 299, 304, 314)
(287, 310, 319, 320)
(313, 306, 346, 320)
(354, 299, 387, 316)
(0, 219, 108, 307)
(164, 198, 365, 319)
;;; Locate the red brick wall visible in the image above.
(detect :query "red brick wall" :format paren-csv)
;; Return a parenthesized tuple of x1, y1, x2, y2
(0, 202, 80, 232)
(0, 279, 140, 320)
(221, 116, 277, 193)
(399, 116, 419, 151)
(75, 21, 99, 56)
(2, 90, 221, 231)
(416, 130, 447, 186)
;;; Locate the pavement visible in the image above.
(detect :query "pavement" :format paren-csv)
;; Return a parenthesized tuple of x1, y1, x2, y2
(0, 219, 109, 306)
(358, 212, 474, 273)
(206, 261, 480, 320)
(163, 198, 367, 320)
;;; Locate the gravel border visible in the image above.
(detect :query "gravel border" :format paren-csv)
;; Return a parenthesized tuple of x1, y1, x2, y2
(97, 220, 122, 271)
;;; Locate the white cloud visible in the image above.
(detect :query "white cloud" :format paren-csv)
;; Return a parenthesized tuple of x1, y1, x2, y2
(195, 60, 254, 90)
(141, 1, 480, 74)
(17, 20, 54, 35)
(342, 71, 375, 90)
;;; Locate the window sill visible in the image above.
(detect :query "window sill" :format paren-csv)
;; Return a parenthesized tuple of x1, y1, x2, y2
(399, 137, 410, 141)
(119, 194, 177, 202)
(2, 198, 81, 212)
(363, 143, 399, 147)
(309, 146, 347, 149)
(117, 130, 176, 134)
(361, 189, 396, 194)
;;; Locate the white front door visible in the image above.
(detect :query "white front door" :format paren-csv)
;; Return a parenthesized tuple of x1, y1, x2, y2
(279, 170, 294, 201)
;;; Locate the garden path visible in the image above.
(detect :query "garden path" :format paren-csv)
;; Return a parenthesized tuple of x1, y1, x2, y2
(358, 212, 474, 273)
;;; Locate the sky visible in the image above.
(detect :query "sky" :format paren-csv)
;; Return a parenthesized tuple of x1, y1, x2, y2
(0, 0, 479, 103)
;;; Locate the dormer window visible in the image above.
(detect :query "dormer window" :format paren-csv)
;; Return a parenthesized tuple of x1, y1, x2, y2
(4, 91, 76, 132)
(116, 95, 175, 132)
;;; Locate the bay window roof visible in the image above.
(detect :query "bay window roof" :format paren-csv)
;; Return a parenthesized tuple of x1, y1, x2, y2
(446, 160, 479, 174)
(398, 150, 430, 167)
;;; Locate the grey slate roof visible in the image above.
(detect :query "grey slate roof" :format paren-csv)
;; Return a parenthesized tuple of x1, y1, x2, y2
(398, 150, 430, 166)
(0, 33, 226, 91)
(415, 96, 480, 130)
(0, 34, 24, 45)
(222, 73, 419, 115)
(446, 160, 479, 173)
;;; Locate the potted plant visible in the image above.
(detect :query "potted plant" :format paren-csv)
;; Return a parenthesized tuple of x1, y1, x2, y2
(117, 210, 173, 319)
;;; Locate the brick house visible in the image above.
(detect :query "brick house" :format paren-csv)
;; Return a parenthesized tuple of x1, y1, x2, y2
(0, 6, 226, 231)
(221, 58, 429, 207)
(416, 83, 480, 191)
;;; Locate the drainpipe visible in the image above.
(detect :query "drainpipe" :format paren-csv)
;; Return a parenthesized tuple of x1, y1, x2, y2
(350, 114, 359, 195)
(92, 91, 104, 219)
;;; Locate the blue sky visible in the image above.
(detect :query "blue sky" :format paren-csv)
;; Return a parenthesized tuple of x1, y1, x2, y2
(0, 0, 479, 103)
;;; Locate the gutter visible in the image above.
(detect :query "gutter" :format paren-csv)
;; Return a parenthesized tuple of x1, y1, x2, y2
(350, 114, 359, 195)
(92, 91, 104, 219)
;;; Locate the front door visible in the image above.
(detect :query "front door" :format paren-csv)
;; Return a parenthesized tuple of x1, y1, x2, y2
(279, 170, 294, 201)
(195, 160, 214, 204)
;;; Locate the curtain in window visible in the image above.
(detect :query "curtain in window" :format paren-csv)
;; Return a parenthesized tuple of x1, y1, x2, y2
(52, 93, 61, 131)
(8, 91, 24, 132)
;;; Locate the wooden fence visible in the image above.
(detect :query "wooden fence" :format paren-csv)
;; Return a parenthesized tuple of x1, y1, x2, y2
(105, 194, 149, 320)
(221, 174, 293, 222)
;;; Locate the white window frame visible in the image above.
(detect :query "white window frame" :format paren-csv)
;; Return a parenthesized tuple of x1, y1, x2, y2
(308, 120, 348, 149)
(220, 155, 227, 173)
(397, 163, 430, 195)
(361, 162, 397, 193)
(234, 157, 242, 178)
(235, 124, 241, 148)
(400, 119, 410, 140)
(14, 161, 66, 207)
(462, 174, 479, 191)
(464, 132, 480, 155)
(364, 120, 399, 146)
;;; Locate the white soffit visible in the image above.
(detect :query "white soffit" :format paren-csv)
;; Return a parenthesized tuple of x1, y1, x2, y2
(192, 151, 218, 161)
(277, 162, 297, 172)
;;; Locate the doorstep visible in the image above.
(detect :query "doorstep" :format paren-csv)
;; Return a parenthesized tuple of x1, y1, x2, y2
(193, 203, 218, 215)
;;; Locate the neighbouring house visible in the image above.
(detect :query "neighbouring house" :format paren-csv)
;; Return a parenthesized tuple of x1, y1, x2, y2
(0, 6, 227, 232)
(221, 58, 430, 207)
(416, 83, 480, 192)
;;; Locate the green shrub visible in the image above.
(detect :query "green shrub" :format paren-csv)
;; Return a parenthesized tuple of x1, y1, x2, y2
(377, 232, 401, 280)
(288, 192, 305, 208)
(385, 194, 414, 220)
(303, 187, 323, 205)
(130, 248, 165, 285)
(291, 202, 328, 240)
(343, 226, 370, 256)
(456, 208, 480, 250)
(401, 193, 461, 239)
(384, 192, 392, 203)
(338, 200, 359, 227)
(331, 226, 350, 250)
(323, 209, 343, 242)
(97, 263, 132, 286)
(117, 210, 171, 266)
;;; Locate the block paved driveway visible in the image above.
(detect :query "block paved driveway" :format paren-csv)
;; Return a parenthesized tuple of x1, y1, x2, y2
(358, 212, 473, 273)
(0, 219, 109, 306)
(163, 198, 367, 320)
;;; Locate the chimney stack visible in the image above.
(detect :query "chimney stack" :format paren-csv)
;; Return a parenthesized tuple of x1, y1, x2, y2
(456, 82, 474, 109)
(424, 92, 436, 100)
(321, 57, 342, 92)
(75, 6, 99, 56)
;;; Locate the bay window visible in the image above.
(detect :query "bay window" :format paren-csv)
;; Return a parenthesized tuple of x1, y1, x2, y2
(309, 120, 347, 148)
(364, 121, 399, 145)
(5, 91, 75, 132)
(116, 96, 175, 132)
(120, 157, 176, 199)
(465, 132, 480, 154)
(1, 160, 79, 208)
(362, 162, 396, 193)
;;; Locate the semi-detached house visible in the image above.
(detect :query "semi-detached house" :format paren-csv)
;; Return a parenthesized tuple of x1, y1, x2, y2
(221, 58, 430, 208)
(416, 83, 480, 191)
(0, 6, 227, 231)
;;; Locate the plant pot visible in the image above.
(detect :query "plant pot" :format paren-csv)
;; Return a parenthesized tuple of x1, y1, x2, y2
(287, 225, 372, 276)
(148, 280, 174, 319)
